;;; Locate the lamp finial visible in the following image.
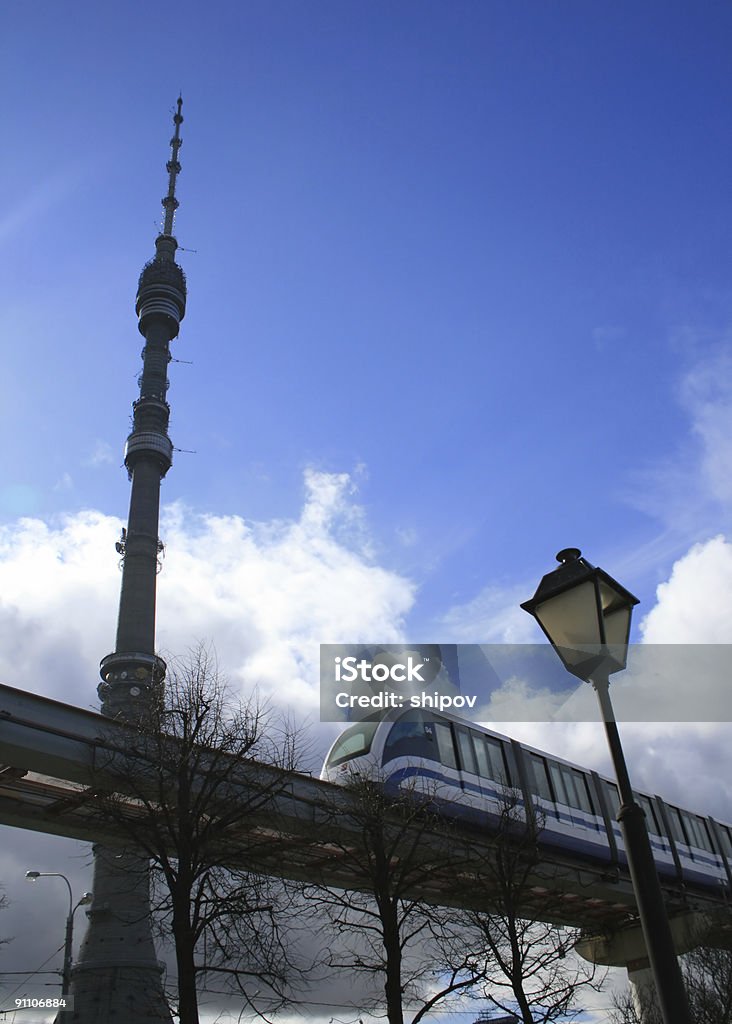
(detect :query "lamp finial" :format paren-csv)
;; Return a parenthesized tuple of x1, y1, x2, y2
(556, 547, 582, 564)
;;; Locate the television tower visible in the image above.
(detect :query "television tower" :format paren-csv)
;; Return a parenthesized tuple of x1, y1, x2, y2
(68, 99, 187, 1022)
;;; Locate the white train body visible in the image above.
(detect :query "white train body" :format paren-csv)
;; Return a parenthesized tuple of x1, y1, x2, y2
(321, 708, 732, 892)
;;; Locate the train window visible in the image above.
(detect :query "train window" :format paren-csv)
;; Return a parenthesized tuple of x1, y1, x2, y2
(528, 754, 553, 802)
(667, 806, 688, 846)
(603, 780, 620, 816)
(549, 762, 593, 813)
(682, 811, 713, 853)
(635, 794, 662, 836)
(327, 722, 378, 767)
(455, 727, 478, 775)
(382, 711, 436, 766)
(569, 768, 594, 814)
(433, 721, 457, 769)
(485, 736, 511, 784)
(717, 825, 732, 859)
(698, 818, 714, 853)
(469, 733, 510, 783)
(549, 762, 568, 806)
(472, 734, 491, 778)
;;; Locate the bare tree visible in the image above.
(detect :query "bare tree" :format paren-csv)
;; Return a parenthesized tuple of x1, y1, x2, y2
(459, 792, 603, 1023)
(88, 645, 304, 1024)
(611, 946, 732, 1024)
(611, 984, 660, 1024)
(684, 947, 732, 1024)
(305, 771, 482, 1024)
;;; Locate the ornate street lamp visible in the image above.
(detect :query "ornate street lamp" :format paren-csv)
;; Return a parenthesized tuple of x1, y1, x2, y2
(519, 547, 637, 680)
(521, 549, 691, 1024)
(25, 871, 93, 998)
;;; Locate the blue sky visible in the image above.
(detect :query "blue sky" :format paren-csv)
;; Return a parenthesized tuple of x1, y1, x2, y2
(3, 2, 732, 1018)
(3, 1, 732, 622)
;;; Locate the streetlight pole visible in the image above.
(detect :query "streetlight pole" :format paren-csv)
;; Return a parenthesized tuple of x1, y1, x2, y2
(590, 668, 691, 1024)
(25, 871, 92, 998)
(521, 549, 692, 1024)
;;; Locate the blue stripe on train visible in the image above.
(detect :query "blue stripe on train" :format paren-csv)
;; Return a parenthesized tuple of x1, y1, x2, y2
(385, 762, 724, 888)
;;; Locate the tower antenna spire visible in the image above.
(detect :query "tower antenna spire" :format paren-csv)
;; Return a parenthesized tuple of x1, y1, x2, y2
(161, 95, 184, 242)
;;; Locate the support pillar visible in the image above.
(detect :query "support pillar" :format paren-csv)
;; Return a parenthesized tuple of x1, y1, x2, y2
(577, 911, 713, 1023)
(627, 958, 658, 1022)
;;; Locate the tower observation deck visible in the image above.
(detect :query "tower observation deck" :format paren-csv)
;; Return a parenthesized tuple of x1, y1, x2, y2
(68, 99, 187, 1023)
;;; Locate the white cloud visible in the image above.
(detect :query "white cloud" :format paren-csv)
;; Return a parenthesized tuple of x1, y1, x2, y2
(3, 462, 732, 1018)
(504, 533, 732, 822)
(436, 533, 732, 829)
(156, 469, 414, 716)
(640, 534, 732, 643)
(0, 469, 417, 1015)
(436, 346, 732, 825)
(626, 347, 732, 535)
(470, 674, 569, 724)
(0, 470, 414, 723)
(439, 582, 538, 644)
(0, 509, 121, 708)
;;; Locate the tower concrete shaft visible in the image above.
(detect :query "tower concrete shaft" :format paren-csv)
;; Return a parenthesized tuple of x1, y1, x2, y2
(99, 96, 186, 714)
(68, 99, 187, 1023)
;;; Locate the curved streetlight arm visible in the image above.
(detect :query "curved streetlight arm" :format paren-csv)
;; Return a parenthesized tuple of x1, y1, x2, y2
(25, 872, 92, 999)
(25, 871, 73, 919)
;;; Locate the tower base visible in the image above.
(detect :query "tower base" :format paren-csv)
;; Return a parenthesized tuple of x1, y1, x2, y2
(65, 847, 172, 1023)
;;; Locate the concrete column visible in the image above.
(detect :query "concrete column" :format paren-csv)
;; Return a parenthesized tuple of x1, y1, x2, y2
(577, 912, 713, 1023)
(627, 957, 658, 1022)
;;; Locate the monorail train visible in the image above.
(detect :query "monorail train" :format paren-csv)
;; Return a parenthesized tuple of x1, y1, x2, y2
(321, 707, 732, 893)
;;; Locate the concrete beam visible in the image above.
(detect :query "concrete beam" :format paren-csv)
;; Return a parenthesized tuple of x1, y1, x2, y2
(577, 910, 718, 968)
(2, 682, 731, 941)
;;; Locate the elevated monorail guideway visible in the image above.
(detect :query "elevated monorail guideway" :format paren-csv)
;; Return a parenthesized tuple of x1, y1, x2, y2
(1, 680, 731, 956)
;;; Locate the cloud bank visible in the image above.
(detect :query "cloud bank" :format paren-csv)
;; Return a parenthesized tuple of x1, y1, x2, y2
(0, 470, 415, 723)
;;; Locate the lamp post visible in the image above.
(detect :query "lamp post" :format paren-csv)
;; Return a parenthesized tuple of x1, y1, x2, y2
(520, 548, 691, 1024)
(25, 871, 93, 998)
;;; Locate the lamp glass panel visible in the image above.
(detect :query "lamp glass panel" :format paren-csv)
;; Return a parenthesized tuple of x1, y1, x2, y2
(534, 580, 601, 649)
(598, 580, 632, 647)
